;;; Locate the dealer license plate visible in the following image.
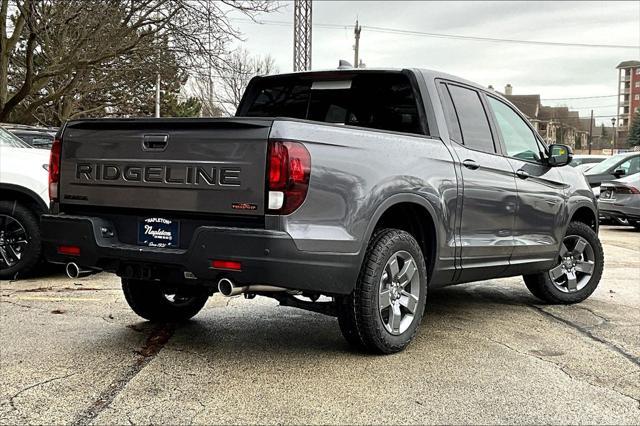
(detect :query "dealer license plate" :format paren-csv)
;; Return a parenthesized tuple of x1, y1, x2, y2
(138, 217, 180, 248)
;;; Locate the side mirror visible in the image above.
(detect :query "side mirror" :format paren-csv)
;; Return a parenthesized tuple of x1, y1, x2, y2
(548, 144, 573, 167)
(613, 169, 626, 178)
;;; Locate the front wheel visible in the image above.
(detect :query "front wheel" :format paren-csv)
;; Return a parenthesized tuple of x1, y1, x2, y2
(524, 222, 604, 304)
(122, 279, 209, 322)
(337, 229, 428, 354)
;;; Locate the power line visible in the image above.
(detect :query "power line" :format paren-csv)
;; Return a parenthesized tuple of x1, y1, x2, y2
(541, 94, 618, 101)
(232, 18, 640, 50)
(362, 26, 639, 50)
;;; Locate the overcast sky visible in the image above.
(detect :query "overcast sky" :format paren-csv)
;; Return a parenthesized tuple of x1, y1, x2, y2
(228, 1, 640, 124)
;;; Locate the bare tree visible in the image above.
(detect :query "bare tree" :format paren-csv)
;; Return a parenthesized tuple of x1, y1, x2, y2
(191, 77, 225, 117)
(209, 48, 278, 116)
(0, 0, 278, 123)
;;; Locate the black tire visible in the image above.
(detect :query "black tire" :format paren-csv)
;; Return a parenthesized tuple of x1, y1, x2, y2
(631, 220, 640, 231)
(0, 200, 42, 280)
(122, 278, 209, 322)
(524, 222, 604, 304)
(337, 229, 428, 354)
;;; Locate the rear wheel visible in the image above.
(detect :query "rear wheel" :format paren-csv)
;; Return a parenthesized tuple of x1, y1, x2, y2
(524, 222, 604, 304)
(0, 201, 42, 280)
(337, 229, 428, 354)
(122, 278, 209, 322)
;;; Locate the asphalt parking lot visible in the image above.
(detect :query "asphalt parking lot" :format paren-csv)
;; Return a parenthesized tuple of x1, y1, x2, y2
(0, 226, 638, 425)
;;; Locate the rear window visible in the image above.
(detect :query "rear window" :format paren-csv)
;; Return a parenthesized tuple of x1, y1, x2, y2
(240, 73, 425, 135)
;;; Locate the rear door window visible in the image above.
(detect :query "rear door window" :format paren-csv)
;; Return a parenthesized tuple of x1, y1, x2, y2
(446, 85, 496, 153)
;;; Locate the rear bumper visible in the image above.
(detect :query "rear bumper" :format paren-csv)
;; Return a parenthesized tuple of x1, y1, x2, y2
(598, 206, 640, 223)
(41, 215, 360, 295)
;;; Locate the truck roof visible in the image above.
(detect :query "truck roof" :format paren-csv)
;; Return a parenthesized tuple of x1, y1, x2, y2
(254, 67, 500, 99)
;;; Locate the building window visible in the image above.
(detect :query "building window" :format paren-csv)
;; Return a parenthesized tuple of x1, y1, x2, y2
(635, 94, 640, 101)
(636, 81, 640, 88)
(636, 68, 640, 75)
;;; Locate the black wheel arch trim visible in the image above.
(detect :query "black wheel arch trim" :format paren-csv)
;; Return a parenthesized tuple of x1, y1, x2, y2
(568, 202, 599, 232)
(360, 193, 441, 265)
(0, 183, 48, 214)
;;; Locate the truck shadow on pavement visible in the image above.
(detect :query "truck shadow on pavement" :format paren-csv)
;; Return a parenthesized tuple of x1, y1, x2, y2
(104, 283, 546, 359)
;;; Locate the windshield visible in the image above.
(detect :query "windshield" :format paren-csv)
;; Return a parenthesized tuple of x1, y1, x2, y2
(586, 155, 626, 175)
(0, 127, 32, 148)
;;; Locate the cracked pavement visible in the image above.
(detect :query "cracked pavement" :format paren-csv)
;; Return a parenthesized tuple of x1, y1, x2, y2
(0, 226, 639, 424)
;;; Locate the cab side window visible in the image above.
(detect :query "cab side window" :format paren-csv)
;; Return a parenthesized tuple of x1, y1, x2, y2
(487, 96, 542, 162)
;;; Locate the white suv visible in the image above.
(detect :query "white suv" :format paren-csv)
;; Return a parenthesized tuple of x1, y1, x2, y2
(0, 126, 50, 279)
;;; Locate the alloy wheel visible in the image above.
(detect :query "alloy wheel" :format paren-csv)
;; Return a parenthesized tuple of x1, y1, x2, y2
(548, 235, 595, 293)
(378, 250, 420, 335)
(0, 214, 29, 270)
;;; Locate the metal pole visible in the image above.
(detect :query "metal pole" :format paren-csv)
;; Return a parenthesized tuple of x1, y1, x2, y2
(155, 73, 161, 118)
(588, 110, 593, 155)
(354, 20, 361, 68)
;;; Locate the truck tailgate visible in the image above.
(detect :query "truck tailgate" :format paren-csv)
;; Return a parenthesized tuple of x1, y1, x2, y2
(59, 118, 272, 216)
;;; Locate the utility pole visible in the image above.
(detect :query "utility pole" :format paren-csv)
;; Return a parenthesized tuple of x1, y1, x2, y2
(354, 20, 362, 68)
(293, 0, 312, 71)
(155, 73, 161, 118)
(588, 110, 593, 154)
(611, 117, 617, 154)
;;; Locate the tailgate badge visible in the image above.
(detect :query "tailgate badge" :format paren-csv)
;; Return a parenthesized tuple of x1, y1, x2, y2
(232, 203, 257, 211)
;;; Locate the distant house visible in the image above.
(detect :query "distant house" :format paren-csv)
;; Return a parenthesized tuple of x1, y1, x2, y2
(502, 85, 591, 149)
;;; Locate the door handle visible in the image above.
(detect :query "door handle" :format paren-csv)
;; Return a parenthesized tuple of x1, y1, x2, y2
(516, 169, 530, 179)
(142, 134, 168, 151)
(462, 159, 479, 170)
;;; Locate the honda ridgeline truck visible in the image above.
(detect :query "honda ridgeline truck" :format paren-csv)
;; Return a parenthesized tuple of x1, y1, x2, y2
(42, 69, 603, 353)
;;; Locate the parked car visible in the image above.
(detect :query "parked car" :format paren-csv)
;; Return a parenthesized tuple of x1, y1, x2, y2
(41, 68, 603, 353)
(574, 163, 600, 174)
(0, 126, 50, 279)
(2, 123, 57, 149)
(598, 173, 640, 229)
(584, 152, 640, 191)
(569, 154, 607, 168)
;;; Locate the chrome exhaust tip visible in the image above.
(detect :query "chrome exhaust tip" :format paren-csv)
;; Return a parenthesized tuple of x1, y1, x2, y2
(217, 278, 288, 297)
(65, 262, 96, 279)
(217, 278, 238, 297)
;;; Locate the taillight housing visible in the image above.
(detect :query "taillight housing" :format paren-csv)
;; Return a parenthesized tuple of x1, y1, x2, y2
(615, 185, 640, 195)
(49, 138, 61, 202)
(266, 140, 311, 215)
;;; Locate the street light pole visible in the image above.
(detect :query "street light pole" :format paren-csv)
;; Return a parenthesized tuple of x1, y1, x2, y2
(155, 73, 161, 118)
(611, 117, 617, 154)
(588, 110, 593, 155)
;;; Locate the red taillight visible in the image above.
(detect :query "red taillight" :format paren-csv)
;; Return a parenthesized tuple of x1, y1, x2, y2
(49, 138, 61, 201)
(57, 245, 80, 256)
(615, 185, 640, 194)
(211, 260, 242, 271)
(266, 140, 311, 215)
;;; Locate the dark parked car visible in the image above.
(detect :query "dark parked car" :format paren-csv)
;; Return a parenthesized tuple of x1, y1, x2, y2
(569, 154, 607, 168)
(598, 173, 640, 229)
(41, 68, 604, 354)
(584, 152, 640, 190)
(2, 124, 57, 149)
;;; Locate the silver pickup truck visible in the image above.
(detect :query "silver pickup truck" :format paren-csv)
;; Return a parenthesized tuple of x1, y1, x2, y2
(42, 68, 603, 353)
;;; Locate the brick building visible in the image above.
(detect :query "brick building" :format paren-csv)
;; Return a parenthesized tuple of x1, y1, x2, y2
(616, 60, 640, 146)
